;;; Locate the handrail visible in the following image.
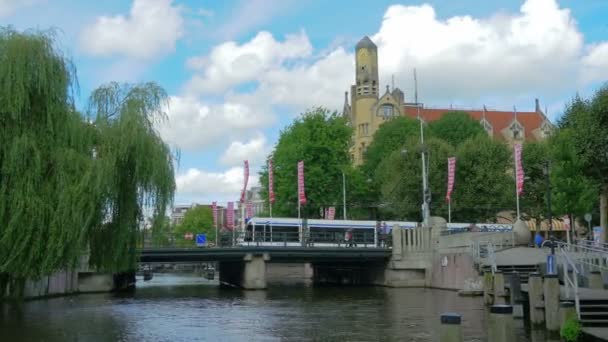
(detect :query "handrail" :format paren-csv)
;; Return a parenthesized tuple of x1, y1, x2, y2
(487, 242, 498, 274)
(558, 246, 581, 320)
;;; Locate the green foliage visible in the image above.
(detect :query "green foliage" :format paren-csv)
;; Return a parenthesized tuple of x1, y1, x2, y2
(560, 87, 608, 187)
(363, 116, 420, 177)
(87, 82, 175, 272)
(259, 108, 354, 218)
(0, 29, 175, 293)
(0, 28, 95, 279)
(560, 317, 582, 342)
(451, 135, 513, 222)
(149, 216, 172, 247)
(520, 141, 551, 222)
(428, 111, 486, 147)
(173, 206, 214, 247)
(376, 137, 454, 221)
(549, 129, 596, 220)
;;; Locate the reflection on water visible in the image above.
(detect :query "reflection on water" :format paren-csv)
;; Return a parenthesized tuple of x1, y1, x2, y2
(0, 274, 556, 341)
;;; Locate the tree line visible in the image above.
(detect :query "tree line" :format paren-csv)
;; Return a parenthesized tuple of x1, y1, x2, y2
(258, 89, 608, 239)
(0, 29, 175, 297)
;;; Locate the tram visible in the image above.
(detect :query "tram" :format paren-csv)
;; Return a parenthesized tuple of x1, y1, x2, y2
(239, 217, 417, 247)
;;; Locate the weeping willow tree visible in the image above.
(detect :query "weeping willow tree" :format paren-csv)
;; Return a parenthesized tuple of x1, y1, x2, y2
(0, 28, 175, 297)
(0, 28, 99, 295)
(87, 82, 175, 272)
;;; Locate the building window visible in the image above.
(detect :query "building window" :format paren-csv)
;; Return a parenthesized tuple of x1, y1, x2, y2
(378, 104, 394, 119)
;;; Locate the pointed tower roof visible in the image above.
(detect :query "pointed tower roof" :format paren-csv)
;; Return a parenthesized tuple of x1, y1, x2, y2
(356, 36, 376, 50)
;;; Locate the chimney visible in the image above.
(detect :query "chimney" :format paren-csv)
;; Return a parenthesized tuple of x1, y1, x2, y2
(535, 98, 541, 113)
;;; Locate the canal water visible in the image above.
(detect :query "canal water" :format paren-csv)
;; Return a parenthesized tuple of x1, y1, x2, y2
(0, 274, 558, 341)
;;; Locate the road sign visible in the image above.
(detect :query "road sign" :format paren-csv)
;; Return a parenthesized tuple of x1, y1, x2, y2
(585, 213, 592, 223)
(547, 255, 555, 274)
(196, 233, 207, 247)
(184, 233, 193, 240)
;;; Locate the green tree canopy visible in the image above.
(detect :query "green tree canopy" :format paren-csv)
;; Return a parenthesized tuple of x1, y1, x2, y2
(559, 86, 608, 240)
(87, 82, 175, 272)
(428, 111, 486, 147)
(259, 108, 355, 218)
(173, 206, 214, 247)
(362, 116, 420, 177)
(0, 28, 95, 280)
(549, 129, 596, 223)
(0, 29, 175, 297)
(450, 135, 513, 222)
(519, 141, 551, 224)
(376, 137, 454, 221)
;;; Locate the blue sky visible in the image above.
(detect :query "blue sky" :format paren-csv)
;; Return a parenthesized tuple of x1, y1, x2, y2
(2, 0, 608, 207)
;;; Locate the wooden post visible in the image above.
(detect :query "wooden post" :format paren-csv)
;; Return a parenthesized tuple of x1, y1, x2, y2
(528, 272, 545, 326)
(440, 313, 463, 342)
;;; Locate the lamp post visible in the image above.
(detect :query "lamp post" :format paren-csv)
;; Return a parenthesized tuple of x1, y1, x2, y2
(543, 160, 555, 256)
(342, 171, 347, 220)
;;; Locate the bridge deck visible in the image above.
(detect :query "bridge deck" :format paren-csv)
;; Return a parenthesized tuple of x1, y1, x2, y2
(139, 247, 392, 263)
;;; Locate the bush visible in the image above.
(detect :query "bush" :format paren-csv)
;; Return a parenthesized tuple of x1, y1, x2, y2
(560, 317, 582, 342)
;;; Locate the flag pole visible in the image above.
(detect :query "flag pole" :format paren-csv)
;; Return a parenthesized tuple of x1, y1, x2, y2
(448, 199, 451, 223)
(515, 157, 521, 220)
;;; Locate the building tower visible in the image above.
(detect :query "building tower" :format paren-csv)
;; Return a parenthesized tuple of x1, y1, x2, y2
(350, 36, 379, 165)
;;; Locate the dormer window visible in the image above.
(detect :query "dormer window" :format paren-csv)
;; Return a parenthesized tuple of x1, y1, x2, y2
(510, 121, 524, 140)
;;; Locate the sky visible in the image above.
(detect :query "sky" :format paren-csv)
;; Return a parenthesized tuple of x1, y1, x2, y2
(2, 0, 608, 207)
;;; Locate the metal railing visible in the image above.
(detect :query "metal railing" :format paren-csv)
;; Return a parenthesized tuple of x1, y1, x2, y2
(555, 239, 608, 273)
(558, 246, 581, 319)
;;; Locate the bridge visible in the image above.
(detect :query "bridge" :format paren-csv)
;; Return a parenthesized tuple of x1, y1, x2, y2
(139, 247, 391, 263)
(139, 246, 391, 289)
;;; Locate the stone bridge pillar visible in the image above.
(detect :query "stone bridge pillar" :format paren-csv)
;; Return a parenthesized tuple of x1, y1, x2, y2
(219, 253, 270, 290)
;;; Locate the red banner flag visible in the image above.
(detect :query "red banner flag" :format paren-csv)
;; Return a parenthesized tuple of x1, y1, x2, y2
(268, 159, 275, 204)
(246, 201, 253, 218)
(446, 157, 456, 201)
(327, 207, 336, 220)
(514, 143, 524, 196)
(240, 160, 249, 203)
(297, 161, 306, 205)
(227, 202, 234, 230)
(212, 201, 217, 227)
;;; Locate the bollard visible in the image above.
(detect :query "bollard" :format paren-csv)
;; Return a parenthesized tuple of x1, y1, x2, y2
(439, 313, 463, 342)
(493, 271, 506, 305)
(483, 270, 494, 306)
(589, 270, 604, 289)
(544, 274, 560, 332)
(559, 301, 577, 330)
(508, 271, 524, 318)
(488, 305, 515, 342)
(528, 272, 545, 326)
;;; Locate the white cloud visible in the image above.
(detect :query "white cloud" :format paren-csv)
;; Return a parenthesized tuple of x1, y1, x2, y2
(185, 30, 312, 95)
(157, 96, 275, 151)
(582, 42, 608, 83)
(0, 0, 38, 17)
(80, 0, 184, 59)
(219, 133, 271, 167)
(371, 0, 584, 102)
(176, 166, 260, 201)
(183, 0, 608, 116)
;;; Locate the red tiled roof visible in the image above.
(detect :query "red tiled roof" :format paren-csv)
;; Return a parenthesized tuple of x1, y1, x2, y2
(403, 107, 546, 140)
